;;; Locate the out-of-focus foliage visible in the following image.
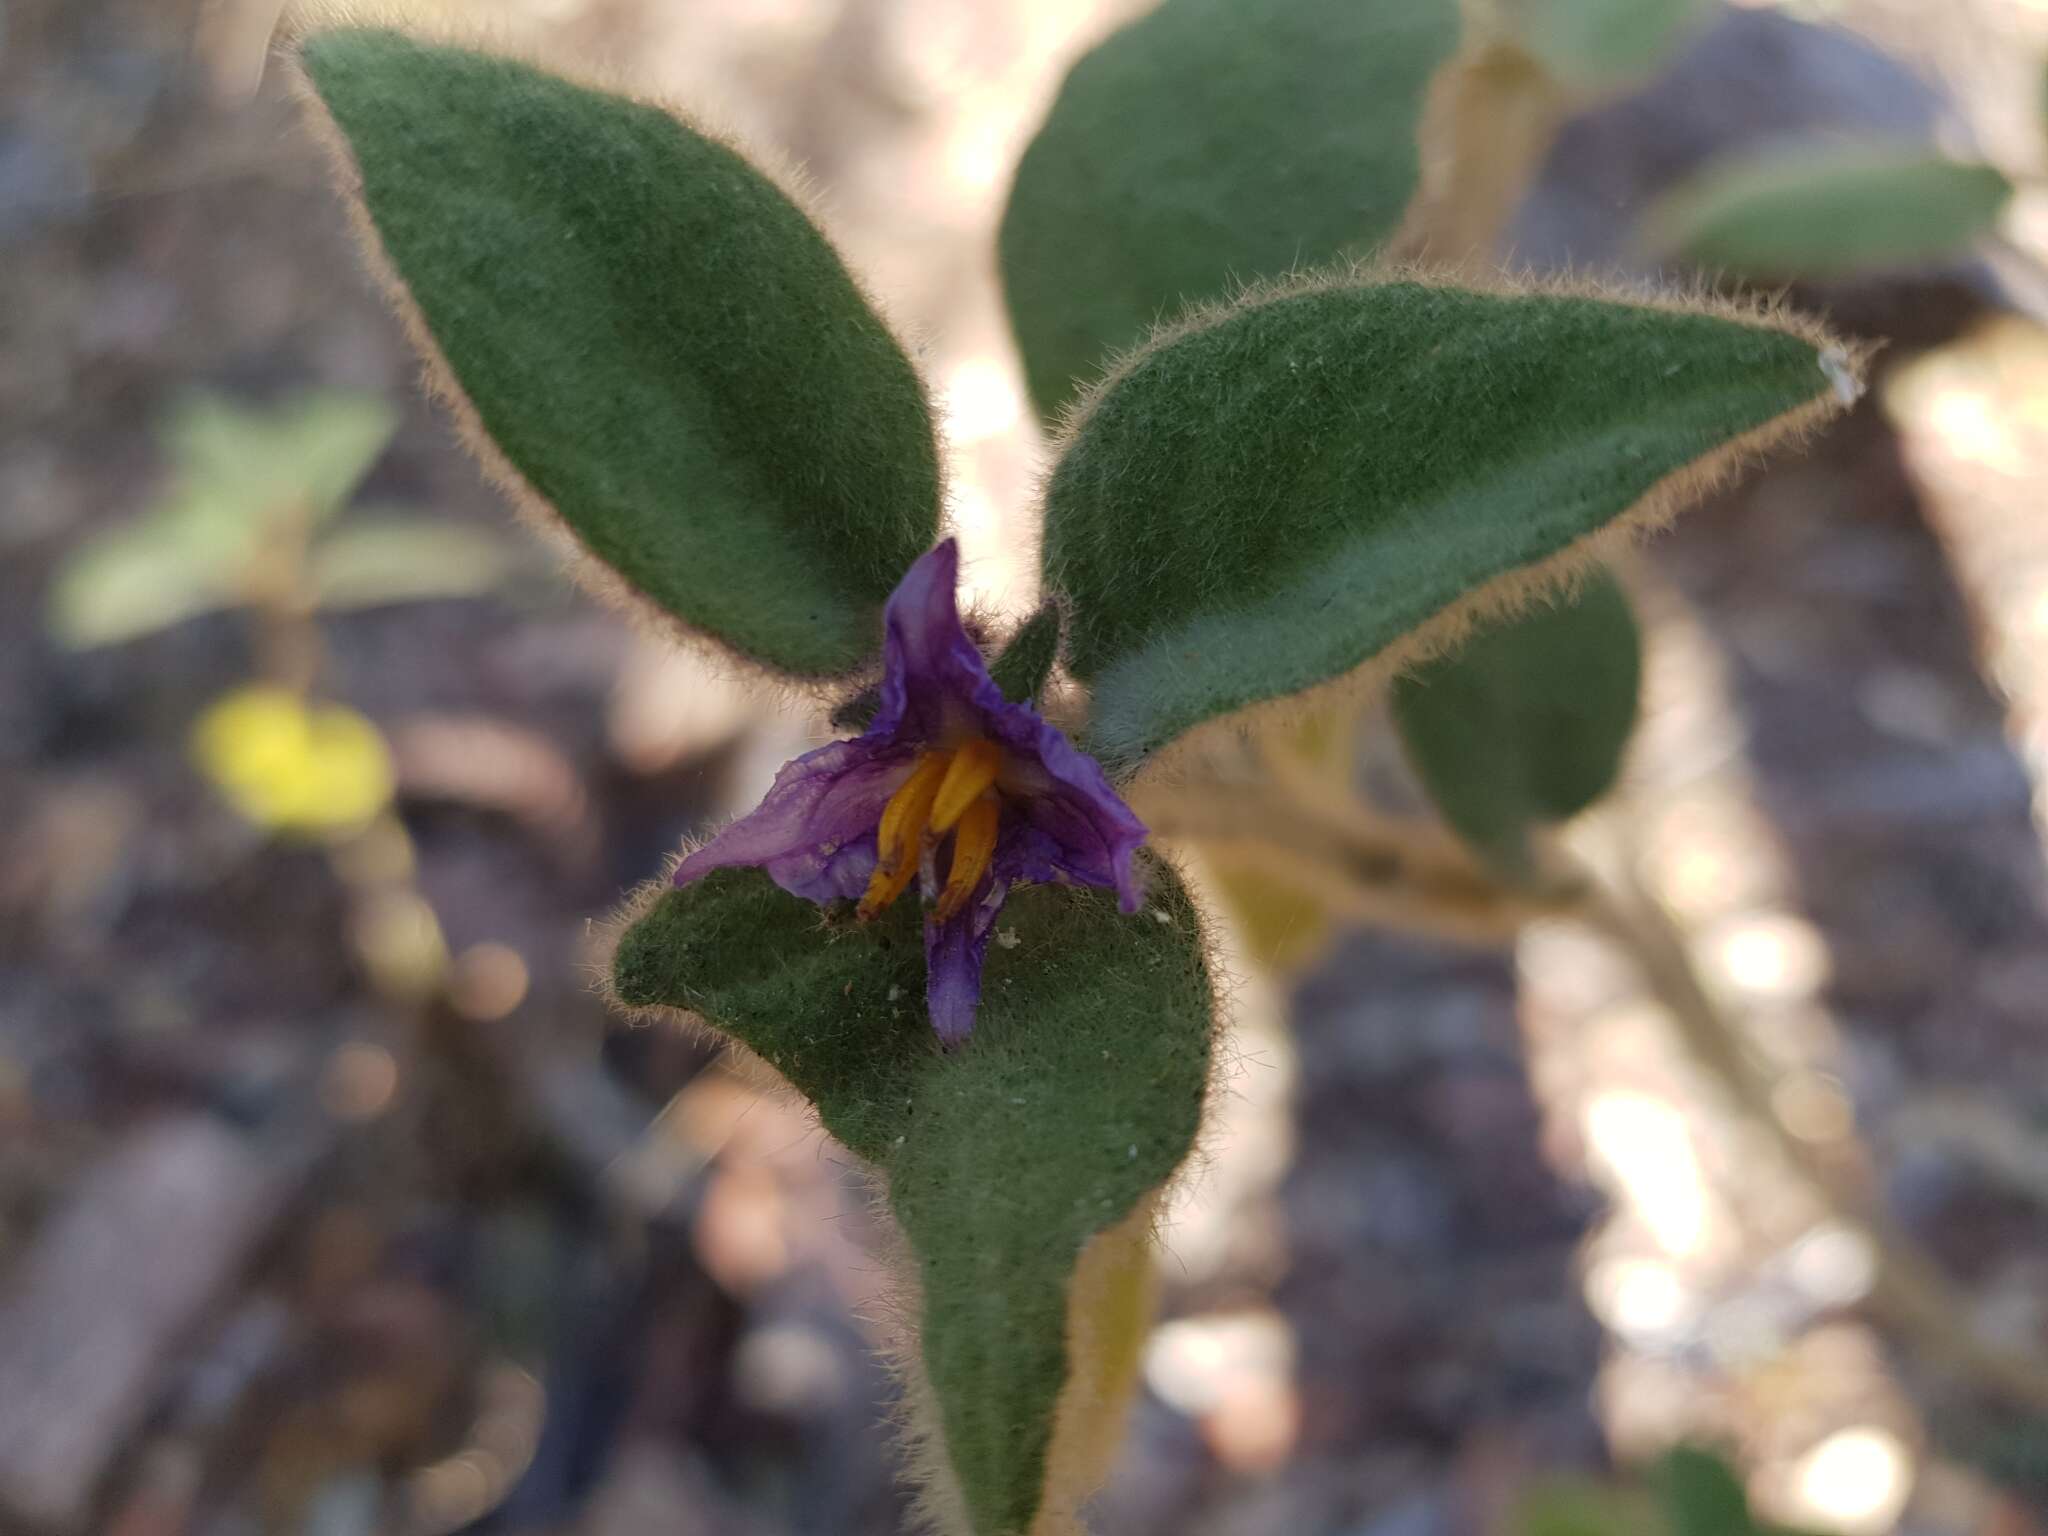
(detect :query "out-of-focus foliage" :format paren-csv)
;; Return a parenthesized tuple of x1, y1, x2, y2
(1643, 142, 2013, 276)
(52, 391, 388, 646)
(299, 28, 942, 679)
(998, 0, 1458, 423)
(1518, 1446, 1835, 1536)
(1518, 1481, 1663, 1536)
(1655, 1446, 1756, 1536)
(1393, 571, 1641, 881)
(306, 517, 515, 610)
(49, 389, 512, 647)
(1205, 860, 1332, 971)
(189, 684, 394, 837)
(1499, 0, 1716, 90)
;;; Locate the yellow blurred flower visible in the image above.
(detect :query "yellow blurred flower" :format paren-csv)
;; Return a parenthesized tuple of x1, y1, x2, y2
(191, 685, 394, 837)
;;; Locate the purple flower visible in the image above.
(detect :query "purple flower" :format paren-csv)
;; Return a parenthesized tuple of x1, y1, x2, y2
(674, 539, 1147, 1044)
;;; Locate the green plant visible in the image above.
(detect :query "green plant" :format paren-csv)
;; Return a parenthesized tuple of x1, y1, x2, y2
(50, 388, 517, 997)
(284, 19, 1870, 1532)
(1642, 143, 2013, 276)
(1519, 1445, 1834, 1536)
(50, 390, 510, 656)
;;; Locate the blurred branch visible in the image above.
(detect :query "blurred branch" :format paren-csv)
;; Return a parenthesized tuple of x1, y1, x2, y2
(1395, 35, 1573, 262)
(1569, 849, 2048, 1419)
(1138, 778, 1563, 946)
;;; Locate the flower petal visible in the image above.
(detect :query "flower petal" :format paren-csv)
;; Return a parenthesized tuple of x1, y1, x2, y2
(874, 538, 990, 743)
(981, 691, 1148, 912)
(923, 873, 1008, 1046)
(674, 737, 915, 904)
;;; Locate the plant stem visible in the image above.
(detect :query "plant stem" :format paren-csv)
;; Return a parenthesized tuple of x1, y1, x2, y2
(245, 497, 325, 694)
(1138, 778, 1556, 942)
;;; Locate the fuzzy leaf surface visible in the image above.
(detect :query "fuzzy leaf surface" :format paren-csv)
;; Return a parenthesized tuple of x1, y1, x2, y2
(988, 603, 1063, 706)
(1644, 142, 2012, 275)
(612, 863, 1212, 1534)
(1392, 570, 1641, 879)
(1044, 278, 1840, 775)
(998, 0, 1458, 423)
(299, 30, 941, 676)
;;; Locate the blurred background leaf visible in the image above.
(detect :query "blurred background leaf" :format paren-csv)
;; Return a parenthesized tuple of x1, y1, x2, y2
(1502, 0, 1718, 90)
(49, 390, 402, 647)
(1204, 859, 1332, 972)
(1655, 1445, 1766, 1536)
(306, 516, 517, 611)
(1515, 1448, 1845, 1536)
(164, 388, 397, 528)
(1517, 1478, 1667, 1536)
(47, 389, 523, 646)
(47, 519, 246, 648)
(1392, 571, 1642, 881)
(1642, 141, 2012, 276)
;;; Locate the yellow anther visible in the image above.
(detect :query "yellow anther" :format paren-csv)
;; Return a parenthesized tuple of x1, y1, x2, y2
(933, 795, 1000, 923)
(857, 849, 919, 920)
(858, 751, 950, 920)
(877, 750, 951, 867)
(929, 738, 1003, 835)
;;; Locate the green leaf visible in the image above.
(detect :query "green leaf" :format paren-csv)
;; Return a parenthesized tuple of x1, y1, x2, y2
(48, 522, 240, 649)
(612, 863, 1213, 1535)
(308, 516, 517, 610)
(1643, 141, 2013, 276)
(1505, 0, 1714, 89)
(1044, 275, 1849, 776)
(988, 603, 1063, 706)
(998, 0, 1459, 423)
(48, 390, 400, 648)
(166, 389, 397, 528)
(298, 29, 941, 677)
(1516, 1479, 1667, 1536)
(1392, 570, 1641, 880)
(1655, 1446, 1757, 1536)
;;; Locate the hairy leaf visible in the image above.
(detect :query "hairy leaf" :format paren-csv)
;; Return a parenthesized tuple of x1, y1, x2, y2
(998, 0, 1458, 423)
(612, 864, 1213, 1534)
(1644, 142, 2012, 276)
(1044, 275, 1848, 775)
(298, 29, 941, 676)
(988, 603, 1063, 706)
(1393, 570, 1641, 879)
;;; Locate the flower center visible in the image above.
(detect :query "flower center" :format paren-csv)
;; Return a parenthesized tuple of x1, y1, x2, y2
(858, 739, 1003, 924)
